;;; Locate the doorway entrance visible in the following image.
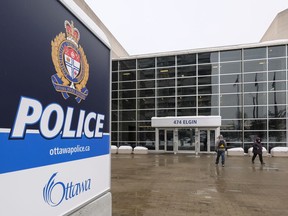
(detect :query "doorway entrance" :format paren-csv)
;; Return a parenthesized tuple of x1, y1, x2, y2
(158, 128, 217, 153)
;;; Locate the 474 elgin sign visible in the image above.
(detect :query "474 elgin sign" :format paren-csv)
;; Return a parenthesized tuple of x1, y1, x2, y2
(51, 20, 89, 103)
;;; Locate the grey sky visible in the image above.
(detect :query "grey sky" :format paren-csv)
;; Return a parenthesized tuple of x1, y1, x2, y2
(85, 0, 288, 55)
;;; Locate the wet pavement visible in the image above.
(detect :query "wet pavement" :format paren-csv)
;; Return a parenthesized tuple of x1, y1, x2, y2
(111, 153, 288, 216)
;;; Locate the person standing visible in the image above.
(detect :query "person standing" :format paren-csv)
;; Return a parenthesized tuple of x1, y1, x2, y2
(215, 135, 226, 167)
(252, 137, 265, 165)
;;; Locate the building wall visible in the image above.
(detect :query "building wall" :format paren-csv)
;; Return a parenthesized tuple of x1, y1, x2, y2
(112, 42, 288, 152)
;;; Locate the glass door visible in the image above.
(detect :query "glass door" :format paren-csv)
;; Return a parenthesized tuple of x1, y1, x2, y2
(178, 128, 195, 151)
(199, 129, 216, 153)
(166, 130, 174, 152)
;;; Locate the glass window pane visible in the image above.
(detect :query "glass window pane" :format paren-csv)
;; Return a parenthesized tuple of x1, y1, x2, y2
(220, 74, 241, 84)
(112, 111, 118, 121)
(157, 56, 175, 67)
(244, 131, 267, 142)
(157, 109, 175, 117)
(177, 87, 196, 95)
(177, 53, 196, 65)
(269, 131, 286, 143)
(269, 119, 286, 130)
(268, 58, 286, 71)
(138, 69, 155, 80)
(138, 58, 155, 69)
(220, 62, 241, 74)
(268, 105, 287, 118)
(112, 100, 118, 110)
(244, 60, 267, 72)
(112, 72, 118, 81)
(119, 59, 136, 70)
(198, 107, 218, 115)
(157, 97, 175, 108)
(119, 111, 136, 121)
(244, 47, 266, 60)
(177, 108, 196, 116)
(138, 122, 154, 131)
(139, 80, 155, 89)
(244, 72, 267, 83)
(157, 79, 175, 87)
(119, 82, 136, 90)
(177, 66, 196, 77)
(198, 85, 218, 95)
(198, 52, 218, 64)
(268, 45, 286, 58)
(268, 81, 286, 91)
(220, 94, 241, 106)
(177, 96, 196, 107)
(138, 98, 155, 109)
(138, 89, 155, 97)
(119, 90, 136, 98)
(221, 120, 242, 130)
(220, 50, 241, 62)
(244, 82, 267, 92)
(119, 71, 136, 81)
(198, 64, 216, 76)
(268, 71, 286, 81)
(119, 99, 136, 109)
(119, 121, 136, 131)
(268, 91, 286, 105)
(244, 93, 267, 105)
(243, 106, 267, 118)
(177, 77, 196, 86)
(198, 76, 212, 85)
(244, 120, 267, 131)
(112, 91, 118, 99)
(138, 110, 154, 120)
(157, 67, 175, 78)
(119, 132, 136, 143)
(220, 84, 241, 93)
(198, 95, 212, 107)
(158, 88, 175, 96)
(112, 83, 118, 90)
(112, 61, 118, 71)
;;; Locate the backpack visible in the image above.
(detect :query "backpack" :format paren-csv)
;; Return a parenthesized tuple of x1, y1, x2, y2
(218, 140, 225, 149)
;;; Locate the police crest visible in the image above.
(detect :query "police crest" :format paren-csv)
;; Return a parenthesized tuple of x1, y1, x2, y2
(51, 20, 89, 103)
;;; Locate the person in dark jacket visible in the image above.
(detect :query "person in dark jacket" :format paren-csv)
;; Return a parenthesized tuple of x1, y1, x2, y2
(252, 137, 265, 165)
(215, 135, 226, 167)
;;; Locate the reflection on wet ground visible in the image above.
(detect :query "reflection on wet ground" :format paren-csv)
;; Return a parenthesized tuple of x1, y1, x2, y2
(111, 154, 288, 216)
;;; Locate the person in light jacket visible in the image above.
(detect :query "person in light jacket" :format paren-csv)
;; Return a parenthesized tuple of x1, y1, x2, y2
(215, 135, 226, 167)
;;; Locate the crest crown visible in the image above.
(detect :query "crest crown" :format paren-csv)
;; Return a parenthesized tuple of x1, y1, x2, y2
(65, 20, 80, 45)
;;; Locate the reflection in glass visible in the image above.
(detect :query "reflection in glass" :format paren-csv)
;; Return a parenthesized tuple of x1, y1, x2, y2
(112, 83, 118, 90)
(220, 50, 241, 62)
(244, 72, 266, 83)
(112, 111, 118, 121)
(119, 122, 136, 131)
(119, 59, 136, 70)
(119, 90, 136, 98)
(119, 111, 136, 121)
(178, 129, 195, 151)
(138, 69, 155, 80)
(268, 71, 286, 82)
(157, 79, 175, 87)
(139, 80, 155, 88)
(243, 106, 267, 118)
(269, 119, 286, 130)
(138, 132, 155, 150)
(177, 77, 196, 86)
(198, 85, 215, 94)
(177, 108, 196, 116)
(157, 97, 175, 108)
(244, 93, 267, 105)
(198, 52, 218, 64)
(268, 45, 286, 58)
(198, 64, 214, 76)
(198, 95, 211, 107)
(119, 132, 136, 143)
(220, 62, 241, 74)
(198, 76, 212, 85)
(119, 82, 136, 90)
(220, 74, 241, 84)
(157, 109, 175, 117)
(244, 83, 267, 92)
(268, 91, 286, 105)
(138, 98, 155, 109)
(244, 119, 267, 130)
(221, 120, 242, 130)
(112, 100, 118, 110)
(112, 72, 118, 82)
(158, 88, 175, 96)
(177, 96, 196, 107)
(198, 107, 218, 115)
(138, 58, 155, 69)
(268, 58, 286, 71)
(178, 87, 196, 95)
(138, 122, 154, 131)
(177, 66, 196, 77)
(157, 67, 175, 78)
(119, 99, 136, 109)
(157, 56, 175, 67)
(220, 84, 241, 93)
(119, 71, 136, 81)
(138, 89, 155, 97)
(244, 47, 266, 60)
(220, 94, 241, 110)
(138, 109, 154, 120)
(244, 60, 267, 72)
(112, 61, 118, 71)
(268, 105, 286, 118)
(269, 131, 286, 142)
(177, 54, 196, 65)
(220, 106, 242, 119)
(244, 131, 267, 142)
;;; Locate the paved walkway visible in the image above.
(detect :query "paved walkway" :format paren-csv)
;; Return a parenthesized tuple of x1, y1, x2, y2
(111, 153, 288, 216)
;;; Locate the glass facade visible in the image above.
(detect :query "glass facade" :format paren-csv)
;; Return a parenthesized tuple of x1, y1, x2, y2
(112, 44, 288, 152)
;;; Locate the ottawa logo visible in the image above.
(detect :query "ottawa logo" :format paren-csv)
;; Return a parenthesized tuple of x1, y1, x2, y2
(51, 20, 89, 103)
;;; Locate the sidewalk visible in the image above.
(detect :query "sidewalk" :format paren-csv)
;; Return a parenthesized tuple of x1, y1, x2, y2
(111, 153, 288, 216)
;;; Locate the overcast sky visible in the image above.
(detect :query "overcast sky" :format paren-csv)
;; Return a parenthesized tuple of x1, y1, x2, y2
(85, 0, 288, 55)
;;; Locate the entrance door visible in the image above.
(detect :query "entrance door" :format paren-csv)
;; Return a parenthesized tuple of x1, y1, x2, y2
(199, 129, 216, 153)
(178, 128, 195, 151)
(158, 129, 174, 152)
